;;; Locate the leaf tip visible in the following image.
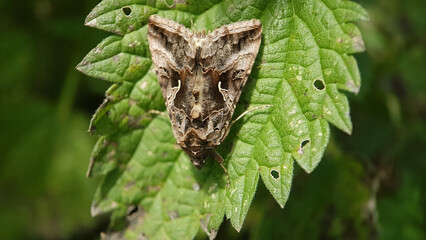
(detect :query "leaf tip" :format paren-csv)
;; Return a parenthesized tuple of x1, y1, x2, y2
(359, 8, 370, 21)
(234, 225, 243, 233)
(85, 18, 98, 28)
(344, 125, 353, 135)
(200, 216, 218, 240)
(343, 117, 353, 135)
(352, 35, 366, 52)
(229, 216, 244, 233)
(274, 197, 288, 209)
(346, 80, 360, 94)
(75, 59, 87, 72)
(91, 201, 102, 217)
(300, 164, 315, 174)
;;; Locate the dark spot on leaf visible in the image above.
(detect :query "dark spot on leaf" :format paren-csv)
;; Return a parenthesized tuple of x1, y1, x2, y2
(128, 115, 143, 128)
(314, 79, 325, 90)
(169, 211, 179, 220)
(146, 185, 161, 192)
(129, 99, 138, 106)
(208, 183, 218, 193)
(106, 150, 116, 161)
(138, 233, 149, 240)
(112, 55, 120, 63)
(125, 181, 135, 190)
(271, 170, 280, 179)
(192, 182, 200, 191)
(122, 7, 132, 16)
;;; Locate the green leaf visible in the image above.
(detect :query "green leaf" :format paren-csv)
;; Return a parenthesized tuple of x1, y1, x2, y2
(77, 0, 367, 239)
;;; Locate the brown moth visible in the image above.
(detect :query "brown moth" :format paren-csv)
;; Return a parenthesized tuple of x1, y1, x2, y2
(147, 14, 262, 172)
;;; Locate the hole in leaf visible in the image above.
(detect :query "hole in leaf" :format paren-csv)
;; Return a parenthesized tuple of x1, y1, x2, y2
(122, 7, 132, 16)
(126, 205, 138, 216)
(270, 170, 280, 179)
(297, 140, 310, 155)
(301, 140, 310, 148)
(314, 79, 325, 90)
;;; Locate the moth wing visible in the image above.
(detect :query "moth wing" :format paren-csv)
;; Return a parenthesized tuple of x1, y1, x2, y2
(200, 19, 262, 110)
(201, 19, 262, 72)
(148, 15, 198, 146)
(147, 15, 195, 88)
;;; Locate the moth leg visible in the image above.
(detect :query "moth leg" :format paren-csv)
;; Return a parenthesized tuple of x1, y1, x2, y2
(213, 152, 230, 188)
(148, 110, 168, 118)
(86, 156, 95, 178)
(231, 105, 273, 126)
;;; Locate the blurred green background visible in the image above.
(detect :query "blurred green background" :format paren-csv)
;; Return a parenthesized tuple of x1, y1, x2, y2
(0, 0, 424, 239)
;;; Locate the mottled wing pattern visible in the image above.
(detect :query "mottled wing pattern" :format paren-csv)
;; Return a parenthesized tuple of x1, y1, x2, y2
(201, 20, 262, 141)
(147, 15, 194, 116)
(148, 15, 262, 169)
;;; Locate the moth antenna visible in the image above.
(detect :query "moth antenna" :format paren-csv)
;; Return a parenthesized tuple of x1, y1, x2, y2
(219, 105, 273, 146)
(213, 152, 230, 188)
(231, 105, 273, 126)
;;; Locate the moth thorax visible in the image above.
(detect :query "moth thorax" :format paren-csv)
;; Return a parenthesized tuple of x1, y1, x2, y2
(190, 104, 202, 119)
(193, 34, 207, 48)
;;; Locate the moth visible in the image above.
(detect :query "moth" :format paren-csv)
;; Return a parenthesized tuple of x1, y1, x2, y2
(147, 15, 263, 174)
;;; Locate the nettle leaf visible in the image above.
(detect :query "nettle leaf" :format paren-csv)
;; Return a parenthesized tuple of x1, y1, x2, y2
(77, 0, 368, 239)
